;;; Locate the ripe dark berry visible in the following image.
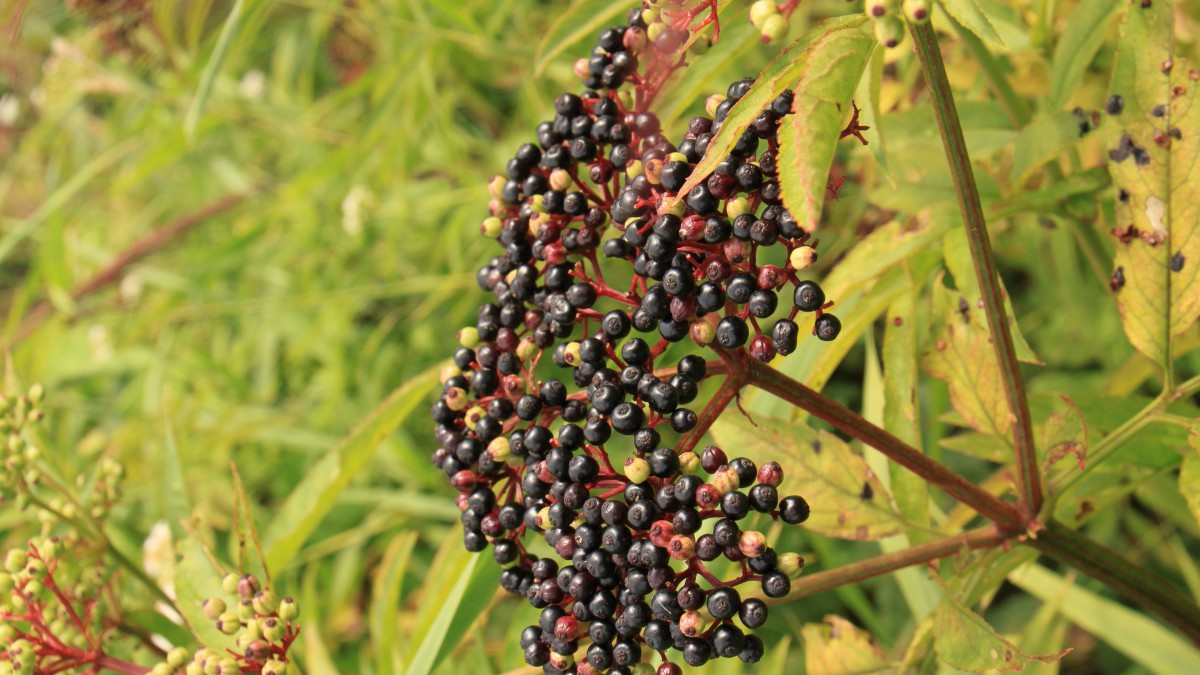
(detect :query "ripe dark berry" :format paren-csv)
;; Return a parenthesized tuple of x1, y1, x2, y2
(762, 570, 791, 598)
(815, 313, 841, 341)
(794, 280, 825, 311)
(716, 316, 749, 349)
(739, 597, 768, 629)
(726, 272, 756, 304)
(779, 495, 811, 524)
(772, 319, 799, 355)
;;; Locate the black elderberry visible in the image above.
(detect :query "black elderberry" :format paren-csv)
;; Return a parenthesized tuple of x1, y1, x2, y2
(793, 280, 825, 311)
(779, 495, 811, 524)
(726, 273, 756, 304)
(721, 491, 751, 520)
(716, 316, 750, 349)
(713, 624, 747, 658)
(634, 427, 661, 453)
(627, 500, 657, 528)
(747, 289, 778, 318)
(816, 313, 841, 341)
(762, 570, 791, 598)
(749, 483, 779, 512)
(670, 408, 698, 433)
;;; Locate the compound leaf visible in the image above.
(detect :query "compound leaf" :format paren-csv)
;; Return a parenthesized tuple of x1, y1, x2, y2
(931, 587, 1070, 671)
(802, 615, 887, 675)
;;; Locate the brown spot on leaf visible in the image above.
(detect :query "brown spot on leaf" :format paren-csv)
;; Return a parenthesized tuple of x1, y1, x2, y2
(855, 525, 868, 540)
(811, 439, 821, 454)
(1162, 59, 1173, 74)
(1112, 224, 1140, 243)
(1118, 188, 1130, 202)
(1152, 104, 1167, 117)
(1169, 127, 1182, 140)
(1110, 266, 1125, 292)
(1154, 129, 1172, 148)
(860, 482, 873, 501)
(957, 297, 970, 323)
(837, 512, 847, 525)
(1170, 251, 1185, 272)
(1190, 69, 1200, 80)
(936, 339, 947, 350)
(1005, 650, 1013, 662)
(893, 317, 903, 326)
(1174, 85, 1187, 98)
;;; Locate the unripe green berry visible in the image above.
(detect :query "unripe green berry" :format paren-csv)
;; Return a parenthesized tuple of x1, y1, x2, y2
(678, 451, 700, 475)
(679, 610, 705, 637)
(480, 217, 502, 238)
(874, 15, 905, 48)
(168, 648, 189, 667)
(487, 436, 510, 462)
(778, 552, 805, 577)
(222, 573, 239, 595)
(865, 0, 893, 18)
(262, 617, 286, 642)
(690, 320, 715, 346)
(562, 342, 582, 367)
(487, 176, 507, 200)
(789, 245, 818, 270)
(705, 95, 726, 117)
(187, 665, 203, 675)
(216, 612, 240, 635)
(4, 550, 26, 574)
(624, 457, 651, 483)
(548, 168, 572, 192)
(151, 664, 172, 675)
(261, 661, 289, 675)
(726, 197, 751, 219)
(252, 589, 279, 616)
(457, 327, 480, 348)
(278, 597, 299, 621)
(903, 0, 930, 23)
(748, 0, 778, 28)
(203, 597, 226, 621)
(237, 598, 256, 621)
(712, 466, 740, 495)
(760, 14, 789, 44)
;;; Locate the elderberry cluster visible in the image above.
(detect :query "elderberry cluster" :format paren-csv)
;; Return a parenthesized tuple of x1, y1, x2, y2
(430, 4, 842, 672)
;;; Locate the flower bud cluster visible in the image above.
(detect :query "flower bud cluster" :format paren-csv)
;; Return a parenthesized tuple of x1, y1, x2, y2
(0, 385, 46, 509)
(181, 573, 299, 675)
(863, 0, 928, 48)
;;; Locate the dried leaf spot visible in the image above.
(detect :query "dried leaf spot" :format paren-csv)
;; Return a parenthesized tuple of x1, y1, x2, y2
(1005, 650, 1014, 662)
(1151, 104, 1168, 118)
(1109, 134, 1149, 165)
(1145, 195, 1167, 240)
(892, 316, 903, 326)
(1190, 69, 1200, 81)
(1118, 188, 1130, 202)
(1162, 59, 1174, 74)
(1111, 224, 1140, 244)
(1105, 95, 1125, 115)
(860, 482, 873, 501)
(1110, 266, 1126, 292)
(855, 525, 869, 540)
(957, 297, 970, 323)
(936, 339, 947, 351)
(1169, 127, 1183, 140)
(837, 512, 847, 525)
(1174, 85, 1187, 98)
(811, 439, 822, 454)
(1170, 251, 1185, 272)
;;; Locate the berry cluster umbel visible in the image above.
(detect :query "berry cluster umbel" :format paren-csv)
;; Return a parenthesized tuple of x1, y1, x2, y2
(431, 3, 845, 673)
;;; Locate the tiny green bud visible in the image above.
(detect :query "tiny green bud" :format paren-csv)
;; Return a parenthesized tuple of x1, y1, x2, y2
(865, 0, 892, 19)
(252, 589, 279, 616)
(874, 15, 905, 48)
(222, 573, 239, 595)
(261, 661, 289, 675)
(237, 598, 256, 621)
(151, 664, 172, 675)
(4, 551, 26, 574)
(168, 647, 190, 667)
(903, 0, 930, 22)
(187, 664, 204, 675)
(22, 580, 41, 597)
(262, 617, 286, 642)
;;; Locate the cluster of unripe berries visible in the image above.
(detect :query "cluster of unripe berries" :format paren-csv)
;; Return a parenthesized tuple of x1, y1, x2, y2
(0, 385, 46, 510)
(747, 1, 796, 44)
(863, 0, 929, 48)
(190, 573, 299, 675)
(0, 539, 115, 675)
(430, 2, 847, 672)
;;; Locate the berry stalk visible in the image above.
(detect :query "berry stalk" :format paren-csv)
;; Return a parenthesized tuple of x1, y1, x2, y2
(909, 20, 1042, 520)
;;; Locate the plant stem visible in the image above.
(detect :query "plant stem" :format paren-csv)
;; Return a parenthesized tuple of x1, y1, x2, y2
(1032, 520, 1200, 644)
(774, 526, 1007, 600)
(746, 361, 1023, 531)
(1172, 373, 1200, 401)
(910, 20, 1041, 518)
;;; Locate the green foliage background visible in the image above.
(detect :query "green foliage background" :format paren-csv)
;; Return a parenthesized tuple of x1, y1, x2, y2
(2, 1, 1199, 673)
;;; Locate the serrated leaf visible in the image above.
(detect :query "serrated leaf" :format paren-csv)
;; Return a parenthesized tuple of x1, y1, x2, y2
(931, 587, 1070, 671)
(1047, 0, 1124, 110)
(940, 0, 1007, 49)
(777, 26, 876, 232)
(1041, 395, 1088, 481)
(710, 412, 905, 541)
(1181, 426, 1200, 528)
(922, 280, 1013, 439)
(1107, 0, 1200, 368)
(263, 364, 441, 571)
(802, 615, 887, 675)
(670, 16, 872, 212)
(174, 536, 237, 652)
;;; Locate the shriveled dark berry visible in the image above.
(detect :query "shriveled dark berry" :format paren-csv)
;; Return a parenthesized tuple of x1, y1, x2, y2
(815, 313, 841, 341)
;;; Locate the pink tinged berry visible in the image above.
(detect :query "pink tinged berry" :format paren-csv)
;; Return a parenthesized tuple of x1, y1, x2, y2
(667, 534, 696, 560)
(750, 335, 776, 363)
(450, 470, 477, 492)
(554, 615, 580, 641)
(757, 461, 784, 486)
(237, 574, 260, 599)
(649, 520, 676, 548)
(679, 610, 705, 637)
(738, 531, 767, 558)
(696, 484, 722, 509)
(712, 467, 740, 495)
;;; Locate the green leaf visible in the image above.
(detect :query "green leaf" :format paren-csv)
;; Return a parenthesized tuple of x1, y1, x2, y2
(403, 546, 497, 675)
(229, 462, 269, 584)
(942, 228, 1040, 363)
(922, 279, 1013, 439)
(1009, 563, 1200, 673)
(262, 364, 441, 571)
(670, 15, 873, 216)
(776, 24, 876, 232)
(174, 536, 237, 652)
(801, 615, 888, 675)
(1107, 0, 1200, 369)
(939, 0, 1007, 49)
(372, 533, 418, 675)
(1010, 111, 1089, 187)
(931, 586, 1070, 671)
(1181, 426, 1200, 528)
(711, 412, 906, 541)
(185, 0, 248, 140)
(1047, 0, 1124, 110)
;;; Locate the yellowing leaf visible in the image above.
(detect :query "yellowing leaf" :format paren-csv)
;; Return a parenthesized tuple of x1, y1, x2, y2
(671, 15, 873, 219)
(802, 615, 887, 675)
(932, 589, 1070, 672)
(710, 412, 904, 541)
(922, 280, 1013, 439)
(777, 24, 876, 232)
(1107, 0, 1200, 369)
(1041, 395, 1089, 481)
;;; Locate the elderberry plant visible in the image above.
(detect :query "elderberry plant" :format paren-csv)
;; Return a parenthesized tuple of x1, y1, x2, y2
(430, 5, 851, 672)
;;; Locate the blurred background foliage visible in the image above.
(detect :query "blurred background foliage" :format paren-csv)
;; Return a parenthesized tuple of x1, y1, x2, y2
(1, 0, 1199, 673)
